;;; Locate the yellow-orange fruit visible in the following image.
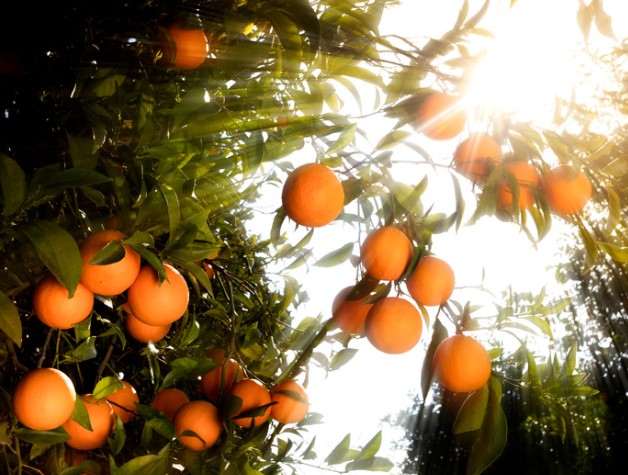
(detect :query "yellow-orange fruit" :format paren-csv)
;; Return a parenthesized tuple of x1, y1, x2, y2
(200, 350, 244, 403)
(365, 297, 423, 354)
(32, 275, 94, 329)
(174, 400, 222, 451)
(164, 25, 209, 70)
(416, 92, 466, 140)
(79, 230, 141, 296)
(62, 395, 115, 450)
(124, 306, 171, 344)
(433, 334, 492, 393)
(105, 381, 139, 425)
(281, 163, 345, 228)
(270, 380, 309, 424)
(151, 388, 190, 422)
(541, 164, 593, 216)
(126, 263, 189, 326)
(12, 368, 76, 430)
(331, 286, 374, 335)
(229, 378, 272, 428)
(497, 160, 541, 210)
(360, 226, 414, 281)
(405, 256, 455, 307)
(453, 134, 503, 183)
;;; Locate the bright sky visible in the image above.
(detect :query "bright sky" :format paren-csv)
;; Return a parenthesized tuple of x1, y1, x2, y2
(250, 1, 627, 473)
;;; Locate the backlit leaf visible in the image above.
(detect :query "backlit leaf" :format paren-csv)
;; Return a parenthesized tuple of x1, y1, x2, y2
(93, 376, 124, 399)
(0, 291, 21, 347)
(0, 153, 26, 216)
(315, 243, 354, 267)
(453, 383, 489, 434)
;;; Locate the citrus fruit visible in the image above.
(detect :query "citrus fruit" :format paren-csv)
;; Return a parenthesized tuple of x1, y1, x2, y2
(364, 297, 423, 354)
(62, 395, 115, 450)
(541, 164, 593, 216)
(453, 133, 503, 183)
(433, 334, 492, 393)
(405, 255, 455, 307)
(164, 24, 209, 70)
(173, 400, 222, 451)
(12, 367, 76, 430)
(360, 226, 413, 281)
(202, 261, 215, 280)
(124, 305, 171, 344)
(79, 230, 141, 296)
(416, 92, 466, 140)
(497, 160, 541, 210)
(32, 275, 94, 330)
(229, 378, 272, 428)
(126, 263, 189, 326)
(201, 350, 244, 403)
(281, 163, 345, 228)
(270, 380, 309, 424)
(105, 380, 139, 424)
(151, 387, 190, 422)
(331, 286, 374, 335)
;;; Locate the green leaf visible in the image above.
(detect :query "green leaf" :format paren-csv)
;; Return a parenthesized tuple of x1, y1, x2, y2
(579, 224, 599, 273)
(346, 456, 395, 472)
(315, 243, 354, 267)
(115, 444, 170, 475)
(324, 434, 352, 465)
(17, 219, 82, 296)
(69, 397, 91, 431)
(93, 377, 124, 399)
(453, 383, 489, 434)
(465, 377, 507, 475)
(0, 153, 26, 215)
(603, 184, 621, 235)
(421, 318, 448, 399)
(329, 348, 358, 371)
(62, 336, 98, 363)
(354, 431, 382, 461)
(524, 315, 554, 339)
(89, 241, 125, 265)
(562, 342, 578, 377)
(0, 291, 22, 347)
(597, 241, 628, 262)
(108, 416, 126, 456)
(42, 168, 112, 192)
(15, 427, 70, 445)
(157, 184, 181, 245)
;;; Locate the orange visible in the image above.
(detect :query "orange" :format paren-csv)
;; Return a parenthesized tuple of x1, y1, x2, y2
(12, 367, 76, 430)
(497, 160, 541, 210)
(105, 380, 139, 424)
(164, 24, 209, 70)
(405, 255, 455, 307)
(201, 350, 244, 404)
(126, 263, 189, 326)
(453, 133, 503, 183)
(62, 395, 115, 451)
(433, 334, 492, 393)
(541, 164, 593, 216)
(270, 380, 309, 424)
(331, 286, 374, 335)
(360, 226, 414, 281)
(202, 261, 215, 280)
(173, 400, 222, 451)
(416, 92, 466, 140)
(229, 378, 272, 428)
(281, 163, 345, 228)
(151, 387, 190, 422)
(364, 297, 423, 354)
(124, 305, 171, 344)
(32, 275, 94, 330)
(79, 230, 141, 296)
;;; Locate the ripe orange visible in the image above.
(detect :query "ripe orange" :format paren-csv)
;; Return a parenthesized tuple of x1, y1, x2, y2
(541, 164, 593, 216)
(201, 350, 244, 404)
(453, 133, 503, 183)
(202, 261, 215, 280)
(126, 263, 189, 326)
(173, 400, 222, 451)
(32, 275, 94, 330)
(433, 334, 492, 393)
(270, 380, 309, 425)
(12, 367, 76, 430)
(360, 226, 414, 281)
(164, 24, 209, 70)
(331, 286, 374, 335)
(124, 305, 171, 344)
(281, 163, 345, 228)
(405, 255, 455, 307)
(151, 387, 190, 422)
(79, 230, 141, 296)
(416, 92, 466, 140)
(364, 297, 423, 354)
(497, 160, 540, 210)
(62, 395, 115, 451)
(229, 378, 272, 428)
(105, 380, 139, 425)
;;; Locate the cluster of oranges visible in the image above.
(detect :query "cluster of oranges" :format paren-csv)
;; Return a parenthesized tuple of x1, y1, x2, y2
(415, 91, 593, 218)
(32, 229, 190, 344)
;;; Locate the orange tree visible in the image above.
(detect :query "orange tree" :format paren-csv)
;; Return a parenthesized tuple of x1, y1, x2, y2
(0, 1, 625, 474)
